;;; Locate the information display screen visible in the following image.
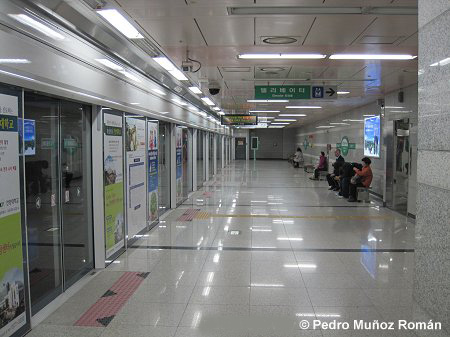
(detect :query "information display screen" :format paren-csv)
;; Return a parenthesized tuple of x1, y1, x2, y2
(221, 114, 258, 126)
(364, 116, 381, 158)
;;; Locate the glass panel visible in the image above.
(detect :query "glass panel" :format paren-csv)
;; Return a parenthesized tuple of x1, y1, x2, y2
(60, 101, 93, 288)
(217, 135, 222, 173)
(197, 130, 203, 188)
(24, 93, 62, 314)
(182, 128, 191, 199)
(209, 133, 214, 177)
(158, 122, 170, 215)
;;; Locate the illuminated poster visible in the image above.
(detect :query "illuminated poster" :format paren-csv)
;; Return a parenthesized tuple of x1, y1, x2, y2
(176, 127, 182, 200)
(103, 112, 125, 258)
(23, 120, 35, 156)
(0, 93, 26, 337)
(125, 117, 146, 238)
(147, 121, 158, 223)
(364, 116, 381, 158)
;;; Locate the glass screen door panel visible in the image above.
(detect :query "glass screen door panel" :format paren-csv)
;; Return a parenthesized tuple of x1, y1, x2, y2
(209, 133, 214, 177)
(197, 130, 204, 188)
(24, 93, 63, 314)
(158, 122, 170, 215)
(60, 101, 93, 288)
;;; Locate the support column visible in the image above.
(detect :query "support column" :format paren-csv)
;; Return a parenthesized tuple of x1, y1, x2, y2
(170, 123, 177, 209)
(415, 2, 450, 331)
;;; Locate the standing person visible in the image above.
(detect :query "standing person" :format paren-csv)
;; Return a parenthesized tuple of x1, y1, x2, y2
(348, 157, 373, 202)
(310, 152, 327, 180)
(327, 149, 345, 190)
(293, 147, 304, 168)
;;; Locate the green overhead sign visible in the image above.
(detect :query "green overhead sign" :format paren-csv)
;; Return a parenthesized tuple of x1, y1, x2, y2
(255, 85, 311, 100)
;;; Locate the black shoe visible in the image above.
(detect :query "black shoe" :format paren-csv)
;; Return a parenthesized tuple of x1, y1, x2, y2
(328, 187, 334, 190)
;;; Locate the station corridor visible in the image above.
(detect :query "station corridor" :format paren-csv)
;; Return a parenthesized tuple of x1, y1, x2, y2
(26, 161, 432, 337)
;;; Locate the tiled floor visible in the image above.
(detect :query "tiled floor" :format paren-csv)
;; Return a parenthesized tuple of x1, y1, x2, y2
(28, 161, 449, 337)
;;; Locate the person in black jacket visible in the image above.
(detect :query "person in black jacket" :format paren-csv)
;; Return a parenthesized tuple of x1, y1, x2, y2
(338, 162, 362, 198)
(327, 149, 345, 190)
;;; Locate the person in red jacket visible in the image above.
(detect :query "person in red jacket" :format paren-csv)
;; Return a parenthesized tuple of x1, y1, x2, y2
(348, 157, 373, 202)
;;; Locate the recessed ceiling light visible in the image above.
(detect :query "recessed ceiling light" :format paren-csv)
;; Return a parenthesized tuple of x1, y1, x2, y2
(385, 106, 404, 109)
(268, 125, 285, 128)
(363, 114, 375, 117)
(97, 9, 143, 39)
(274, 119, 296, 122)
(342, 119, 363, 122)
(159, 112, 170, 114)
(238, 53, 326, 59)
(201, 97, 215, 106)
(96, 58, 124, 71)
(119, 71, 141, 82)
(9, 14, 65, 40)
(153, 57, 188, 81)
(0, 59, 31, 64)
(213, 107, 221, 111)
(171, 98, 187, 106)
(189, 86, 202, 94)
(330, 54, 416, 60)
(279, 114, 307, 117)
(248, 99, 289, 103)
(330, 122, 350, 125)
(271, 122, 290, 125)
(130, 102, 140, 105)
(286, 106, 321, 109)
(337, 91, 350, 95)
(152, 88, 166, 96)
(249, 110, 280, 113)
(258, 116, 275, 119)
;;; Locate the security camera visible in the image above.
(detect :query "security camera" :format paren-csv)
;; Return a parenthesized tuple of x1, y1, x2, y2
(208, 82, 221, 96)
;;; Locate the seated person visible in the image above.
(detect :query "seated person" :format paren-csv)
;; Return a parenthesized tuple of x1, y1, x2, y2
(338, 162, 361, 198)
(293, 147, 304, 168)
(310, 152, 327, 180)
(348, 157, 373, 202)
(327, 149, 345, 190)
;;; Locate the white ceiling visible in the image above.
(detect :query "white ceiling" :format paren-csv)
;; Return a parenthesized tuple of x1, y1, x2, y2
(116, 0, 418, 127)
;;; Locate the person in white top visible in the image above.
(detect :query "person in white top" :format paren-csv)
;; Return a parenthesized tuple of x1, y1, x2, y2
(293, 147, 304, 168)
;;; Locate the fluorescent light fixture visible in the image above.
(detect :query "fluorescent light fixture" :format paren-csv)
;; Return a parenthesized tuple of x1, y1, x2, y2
(158, 112, 170, 114)
(96, 58, 124, 71)
(316, 125, 335, 128)
(238, 53, 326, 59)
(343, 119, 363, 122)
(201, 97, 215, 106)
(271, 122, 290, 125)
(119, 70, 141, 82)
(385, 106, 404, 109)
(152, 88, 166, 96)
(0, 59, 31, 64)
(330, 122, 350, 125)
(169, 68, 188, 81)
(363, 114, 375, 117)
(268, 126, 285, 128)
(189, 86, 202, 94)
(330, 54, 416, 60)
(249, 110, 280, 113)
(258, 116, 275, 119)
(172, 98, 187, 106)
(337, 91, 350, 95)
(130, 102, 140, 105)
(9, 14, 65, 40)
(248, 99, 289, 103)
(279, 114, 307, 117)
(286, 106, 321, 109)
(213, 107, 221, 111)
(97, 9, 143, 39)
(217, 111, 225, 115)
(152, 56, 188, 81)
(274, 119, 296, 122)
(430, 57, 450, 67)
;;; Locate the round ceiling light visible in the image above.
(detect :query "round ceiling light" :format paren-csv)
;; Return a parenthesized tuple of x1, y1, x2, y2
(262, 36, 298, 45)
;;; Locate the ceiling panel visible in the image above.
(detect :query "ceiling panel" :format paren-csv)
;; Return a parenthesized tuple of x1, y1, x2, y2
(255, 16, 315, 42)
(304, 16, 376, 46)
(136, 18, 206, 47)
(195, 17, 254, 46)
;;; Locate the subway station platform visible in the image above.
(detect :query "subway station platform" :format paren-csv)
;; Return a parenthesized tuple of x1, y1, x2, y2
(26, 160, 437, 337)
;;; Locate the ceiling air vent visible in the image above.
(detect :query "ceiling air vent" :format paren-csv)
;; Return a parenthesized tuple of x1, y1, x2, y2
(261, 36, 299, 45)
(358, 35, 403, 45)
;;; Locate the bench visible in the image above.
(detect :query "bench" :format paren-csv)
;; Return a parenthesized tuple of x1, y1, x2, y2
(304, 164, 315, 173)
(357, 187, 371, 203)
(318, 170, 328, 181)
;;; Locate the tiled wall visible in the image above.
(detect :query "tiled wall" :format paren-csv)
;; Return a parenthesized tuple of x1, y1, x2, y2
(415, 1, 450, 331)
